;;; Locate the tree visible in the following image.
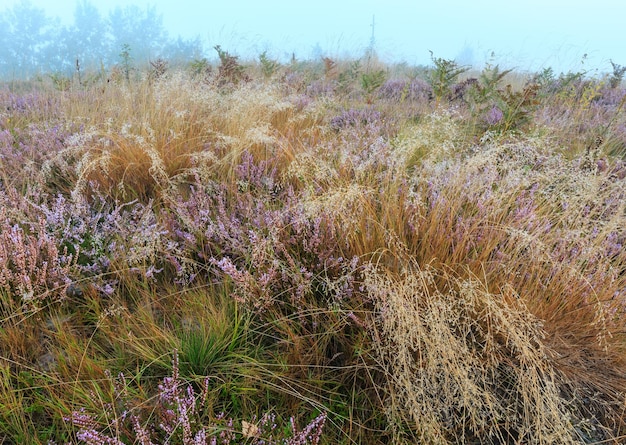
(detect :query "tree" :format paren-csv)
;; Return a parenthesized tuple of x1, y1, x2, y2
(162, 36, 204, 65)
(107, 5, 169, 66)
(65, 0, 109, 71)
(0, 0, 58, 78)
(0, 12, 10, 77)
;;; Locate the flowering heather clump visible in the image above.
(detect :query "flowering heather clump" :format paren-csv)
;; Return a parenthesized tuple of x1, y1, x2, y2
(377, 79, 407, 101)
(448, 77, 479, 102)
(329, 107, 382, 131)
(0, 91, 60, 122)
(378, 78, 432, 102)
(0, 127, 13, 162)
(167, 158, 359, 312)
(0, 208, 73, 305)
(592, 83, 626, 108)
(67, 351, 326, 445)
(484, 104, 504, 125)
(305, 79, 337, 98)
(0, 122, 76, 192)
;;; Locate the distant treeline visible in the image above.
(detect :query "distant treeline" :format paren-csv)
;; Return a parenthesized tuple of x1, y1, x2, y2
(0, 0, 204, 79)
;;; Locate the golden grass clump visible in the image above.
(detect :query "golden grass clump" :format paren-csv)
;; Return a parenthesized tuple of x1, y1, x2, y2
(365, 263, 582, 444)
(54, 73, 317, 204)
(394, 107, 467, 168)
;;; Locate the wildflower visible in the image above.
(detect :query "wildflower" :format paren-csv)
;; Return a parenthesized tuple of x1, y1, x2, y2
(485, 105, 504, 125)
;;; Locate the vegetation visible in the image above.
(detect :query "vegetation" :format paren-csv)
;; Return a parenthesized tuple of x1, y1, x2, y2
(0, 49, 625, 445)
(0, 1, 202, 79)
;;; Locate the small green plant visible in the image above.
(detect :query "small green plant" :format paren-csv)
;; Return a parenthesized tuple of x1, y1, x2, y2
(149, 58, 169, 80)
(428, 51, 469, 102)
(259, 51, 279, 79)
(188, 57, 212, 80)
(553, 71, 586, 100)
(464, 64, 540, 136)
(496, 83, 541, 133)
(609, 60, 626, 88)
(531, 67, 556, 97)
(473, 64, 513, 103)
(361, 69, 386, 96)
(119, 43, 133, 82)
(177, 291, 253, 377)
(214, 45, 249, 85)
(338, 59, 362, 94)
(48, 73, 70, 91)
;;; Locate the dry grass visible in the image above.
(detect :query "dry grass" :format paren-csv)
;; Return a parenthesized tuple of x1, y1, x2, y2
(365, 263, 576, 444)
(0, 57, 625, 444)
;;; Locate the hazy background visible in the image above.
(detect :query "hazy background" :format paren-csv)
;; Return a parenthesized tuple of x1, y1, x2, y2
(1, 0, 624, 76)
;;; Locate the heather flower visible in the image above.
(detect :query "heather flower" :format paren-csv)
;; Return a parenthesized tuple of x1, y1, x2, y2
(378, 78, 432, 102)
(377, 79, 407, 101)
(0, 210, 74, 304)
(235, 151, 278, 195)
(592, 84, 626, 108)
(282, 71, 306, 93)
(485, 105, 504, 126)
(69, 351, 326, 444)
(305, 79, 337, 98)
(289, 94, 312, 111)
(329, 108, 382, 131)
(76, 429, 125, 445)
(67, 408, 98, 430)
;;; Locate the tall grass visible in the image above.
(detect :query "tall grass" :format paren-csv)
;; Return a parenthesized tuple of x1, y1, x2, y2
(0, 54, 624, 444)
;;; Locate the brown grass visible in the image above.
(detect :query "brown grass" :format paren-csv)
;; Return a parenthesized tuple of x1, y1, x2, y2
(1, 59, 626, 444)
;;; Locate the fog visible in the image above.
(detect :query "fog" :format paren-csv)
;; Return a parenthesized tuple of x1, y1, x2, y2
(1, 0, 624, 79)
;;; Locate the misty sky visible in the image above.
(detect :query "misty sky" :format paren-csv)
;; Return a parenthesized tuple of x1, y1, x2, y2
(4, 0, 625, 73)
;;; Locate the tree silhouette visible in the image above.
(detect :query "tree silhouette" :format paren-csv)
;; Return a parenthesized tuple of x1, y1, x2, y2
(65, 0, 109, 71)
(0, 0, 206, 80)
(107, 4, 168, 65)
(0, 0, 59, 78)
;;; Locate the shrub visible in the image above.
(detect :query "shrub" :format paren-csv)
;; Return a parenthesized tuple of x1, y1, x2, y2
(66, 351, 326, 445)
(0, 209, 73, 306)
(214, 45, 249, 86)
(427, 51, 469, 103)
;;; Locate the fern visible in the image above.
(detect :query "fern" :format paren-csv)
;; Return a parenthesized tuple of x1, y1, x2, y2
(428, 51, 469, 102)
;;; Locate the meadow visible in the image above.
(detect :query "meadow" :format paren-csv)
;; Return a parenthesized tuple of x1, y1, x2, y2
(0, 50, 625, 444)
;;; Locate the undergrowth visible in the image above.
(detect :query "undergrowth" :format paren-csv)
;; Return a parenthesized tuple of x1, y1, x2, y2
(0, 53, 625, 444)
